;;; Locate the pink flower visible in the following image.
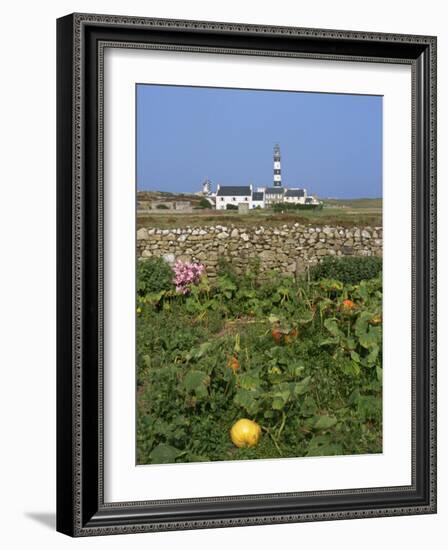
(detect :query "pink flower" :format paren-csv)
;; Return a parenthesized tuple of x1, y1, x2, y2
(172, 260, 205, 294)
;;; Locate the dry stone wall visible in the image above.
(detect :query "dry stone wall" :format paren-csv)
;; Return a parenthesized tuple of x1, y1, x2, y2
(137, 223, 382, 278)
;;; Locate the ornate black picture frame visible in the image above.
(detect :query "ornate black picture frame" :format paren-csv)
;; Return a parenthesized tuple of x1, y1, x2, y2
(57, 13, 437, 537)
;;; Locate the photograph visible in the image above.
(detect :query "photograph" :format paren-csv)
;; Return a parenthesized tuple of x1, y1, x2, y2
(55, 10, 437, 537)
(135, 84, 384, 465)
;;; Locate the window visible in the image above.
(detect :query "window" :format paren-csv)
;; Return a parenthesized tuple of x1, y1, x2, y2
(232, 197, 236, 201)
(220, 197, 224, 201)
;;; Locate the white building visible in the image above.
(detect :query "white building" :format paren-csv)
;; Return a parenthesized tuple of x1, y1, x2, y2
(264, 186, 285, 206)
(251, 191, 265, 208)
(215, 184, 252, 210)
(284, 188, 307, 204)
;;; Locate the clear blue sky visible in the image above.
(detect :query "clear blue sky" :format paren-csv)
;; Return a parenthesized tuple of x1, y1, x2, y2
(136, 84, 382, 198)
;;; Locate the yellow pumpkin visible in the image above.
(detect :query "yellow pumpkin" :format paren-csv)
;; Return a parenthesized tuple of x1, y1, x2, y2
(230, 419, 261, 448)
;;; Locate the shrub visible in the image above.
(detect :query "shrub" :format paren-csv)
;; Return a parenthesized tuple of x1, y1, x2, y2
(226, 204, 238, 210)
(197, 197, 213, 209)
(137, 257, 174, 296)
(217, 257, 239, 282)
(309, 256, 382, 285)
(155, 203, 170, 209)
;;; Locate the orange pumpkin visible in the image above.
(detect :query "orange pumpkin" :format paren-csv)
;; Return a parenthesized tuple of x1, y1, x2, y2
(227, 356, 240, 373)
(341, 299, 356, 311)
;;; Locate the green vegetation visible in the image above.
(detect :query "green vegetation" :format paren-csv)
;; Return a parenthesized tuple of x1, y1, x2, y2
(137, 196, 382, 229)
(136, 257, 382, 465)
(272, 203, 323, 212)
(138, 190, 200, 203)
(323, 198, 382, 209)
(137, 257, 173, 296)
(310, 256, 382, 285)
(196, 197, 213, 209)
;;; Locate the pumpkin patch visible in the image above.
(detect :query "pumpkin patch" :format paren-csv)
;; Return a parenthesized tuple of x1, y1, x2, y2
(137, 259, 382, 464)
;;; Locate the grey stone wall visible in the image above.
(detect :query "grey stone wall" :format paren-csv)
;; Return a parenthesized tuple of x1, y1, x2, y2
(137, 200, 193, 213)
(137, 223, 382, 279)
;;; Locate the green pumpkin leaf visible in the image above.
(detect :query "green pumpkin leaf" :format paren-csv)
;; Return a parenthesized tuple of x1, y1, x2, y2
(319, 337, 338, 347)
(324, 318, 343, 337)
(145, 290, 166, 305)
(358, 330, 378, 349)
(239, 373, 261, 390)
(346, 337, 357, 350)
(196, 342, 213, 358)
(364, 345, 379, 366)
(293, 376, 311, 395)
(376, 365, 383, 382)
(354, 311, 374, 335)
(234, 388, 260, 415)
(312, 415, 338, 430)
(272, 396, 287, 410)
(150, 444, 181, 464)
(306, 435, 343, 457)
(301, 396, 318, 416)
(183, 370, 209, 397)
(286, 361, 305, 377)
(298, 310, 314, 324)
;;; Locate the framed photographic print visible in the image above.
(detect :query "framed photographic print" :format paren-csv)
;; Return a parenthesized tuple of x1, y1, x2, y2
(56, 13, 437, 536)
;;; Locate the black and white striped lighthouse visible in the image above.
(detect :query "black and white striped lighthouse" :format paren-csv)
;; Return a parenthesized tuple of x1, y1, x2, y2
(273, 144, 282, 187)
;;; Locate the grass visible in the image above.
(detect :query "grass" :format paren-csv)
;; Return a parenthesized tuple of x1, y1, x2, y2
(137, 199, 382, 229)
(323, 198, 382, 209)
